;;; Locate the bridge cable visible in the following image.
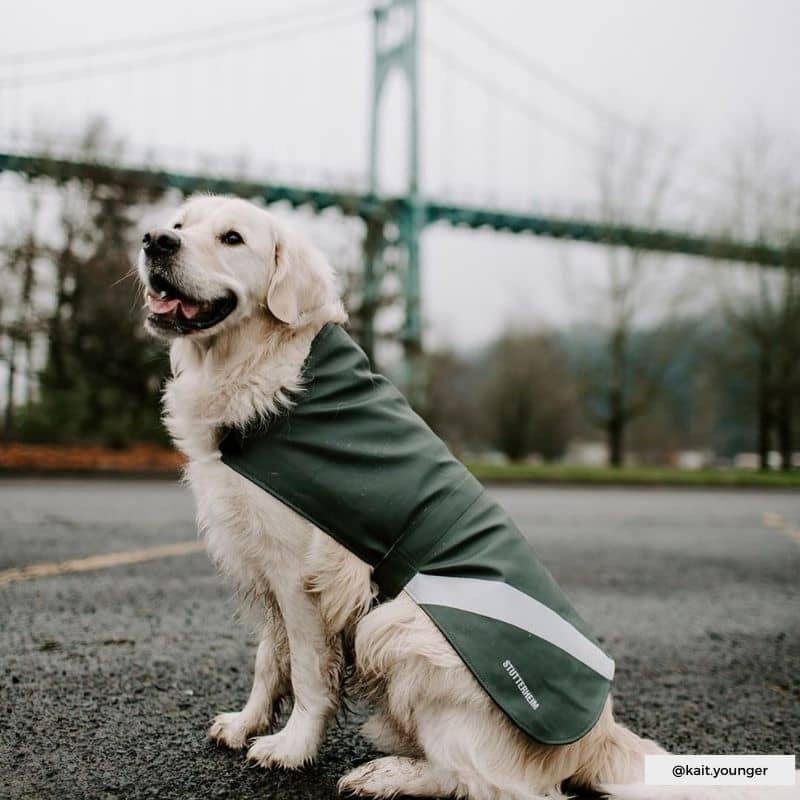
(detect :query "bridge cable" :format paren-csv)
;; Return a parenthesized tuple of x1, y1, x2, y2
(429, 0, 773, 201)
(425, 41, 604, 157)
(425, 41, 724, 219)
(430, 0, 641, 134)
(0, 8, 365, 89)
(0, 0, 368, 66)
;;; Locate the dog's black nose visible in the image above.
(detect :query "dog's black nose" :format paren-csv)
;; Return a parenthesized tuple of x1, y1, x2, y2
(143, 228, 181, 257)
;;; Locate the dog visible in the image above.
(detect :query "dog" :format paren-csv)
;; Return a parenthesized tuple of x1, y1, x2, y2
(138, 195, 796, 800)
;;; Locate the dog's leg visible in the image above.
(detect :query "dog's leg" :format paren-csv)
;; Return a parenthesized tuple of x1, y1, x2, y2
(353, 596, 559, 799)
(209, 610, 290, 749)
(338, 756, 460, 799)
(414, 706, 562, 800)
(247, 587, 341, 769)
(360, 711, 419, 757)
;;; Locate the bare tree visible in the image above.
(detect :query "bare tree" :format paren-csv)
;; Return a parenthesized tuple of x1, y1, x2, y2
(420, 347, 485, 456)
(1, 119, 172, 446)
(715, 125, 800, 470)
(482, 328, 578, 463)
(0, 181, 46, 438)
(570, 128, 697, 466)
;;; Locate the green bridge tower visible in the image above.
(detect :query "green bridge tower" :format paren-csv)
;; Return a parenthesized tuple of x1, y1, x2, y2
(365, 0, 424, 393)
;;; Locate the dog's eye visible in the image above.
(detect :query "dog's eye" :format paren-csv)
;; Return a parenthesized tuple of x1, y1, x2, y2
(221, 230, 244, 246)
(173, 223, 182, 230)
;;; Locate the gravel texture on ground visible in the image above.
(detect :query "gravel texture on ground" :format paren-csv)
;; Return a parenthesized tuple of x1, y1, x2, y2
(1, 479, 798, 799)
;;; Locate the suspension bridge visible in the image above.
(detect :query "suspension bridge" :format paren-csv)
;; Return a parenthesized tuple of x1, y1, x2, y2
(0, 0, 797, 373)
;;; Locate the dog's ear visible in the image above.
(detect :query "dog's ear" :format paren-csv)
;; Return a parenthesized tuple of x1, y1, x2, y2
(266, 223, 328, 324)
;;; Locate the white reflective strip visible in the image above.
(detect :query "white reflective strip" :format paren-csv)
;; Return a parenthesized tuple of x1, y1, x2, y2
(403, 573, 615, 681)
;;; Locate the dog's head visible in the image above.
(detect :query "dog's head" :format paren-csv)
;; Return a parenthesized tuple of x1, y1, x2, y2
(137, 196, 336, 340)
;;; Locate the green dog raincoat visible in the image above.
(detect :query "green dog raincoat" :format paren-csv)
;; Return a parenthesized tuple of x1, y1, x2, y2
(219, 323, 613, 745)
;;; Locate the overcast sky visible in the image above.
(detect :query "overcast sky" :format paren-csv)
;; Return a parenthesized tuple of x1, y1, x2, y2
(1, 0, 798, 349)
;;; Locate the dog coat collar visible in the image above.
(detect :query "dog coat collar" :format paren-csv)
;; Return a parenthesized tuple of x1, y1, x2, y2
(219, 323, 613, 745)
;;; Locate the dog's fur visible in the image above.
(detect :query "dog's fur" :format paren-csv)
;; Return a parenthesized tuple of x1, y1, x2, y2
(138, 196, 795, 800)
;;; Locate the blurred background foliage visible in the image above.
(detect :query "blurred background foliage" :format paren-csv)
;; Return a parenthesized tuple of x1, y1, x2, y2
(2, 124, 170, 448)
(1, 121, 798, 470)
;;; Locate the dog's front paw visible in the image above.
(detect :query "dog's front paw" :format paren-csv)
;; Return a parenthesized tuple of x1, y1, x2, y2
(338, 762, 381, 796)
(246, 731, 317, 770)
(208, 711, 254, 750)
(338, 759, 400, 797)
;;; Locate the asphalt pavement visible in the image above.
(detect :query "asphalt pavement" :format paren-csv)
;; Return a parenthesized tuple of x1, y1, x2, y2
(1, 479, 798, 799)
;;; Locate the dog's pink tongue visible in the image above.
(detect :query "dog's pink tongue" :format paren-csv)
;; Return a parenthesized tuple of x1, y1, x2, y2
(147, 294, 180, 314)
(179, 301, 200, 319)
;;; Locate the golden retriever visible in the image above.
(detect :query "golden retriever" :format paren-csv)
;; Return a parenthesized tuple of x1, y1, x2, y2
(137, 195, 794, 800)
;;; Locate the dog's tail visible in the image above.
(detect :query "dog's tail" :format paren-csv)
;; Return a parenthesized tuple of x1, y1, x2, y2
(575, 718, 799, 800)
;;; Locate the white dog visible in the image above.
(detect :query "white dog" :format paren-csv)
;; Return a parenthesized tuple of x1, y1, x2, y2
(138, 196, 795, 800)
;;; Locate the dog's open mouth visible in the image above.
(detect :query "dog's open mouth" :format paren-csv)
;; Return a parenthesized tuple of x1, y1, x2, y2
(145, 273, 237, 334)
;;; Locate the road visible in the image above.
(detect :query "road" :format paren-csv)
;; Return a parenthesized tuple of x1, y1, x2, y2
(1, 479, 798, 799)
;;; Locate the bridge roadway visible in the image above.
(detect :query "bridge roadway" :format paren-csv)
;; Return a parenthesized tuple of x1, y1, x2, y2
(2, 151, 798, 267)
